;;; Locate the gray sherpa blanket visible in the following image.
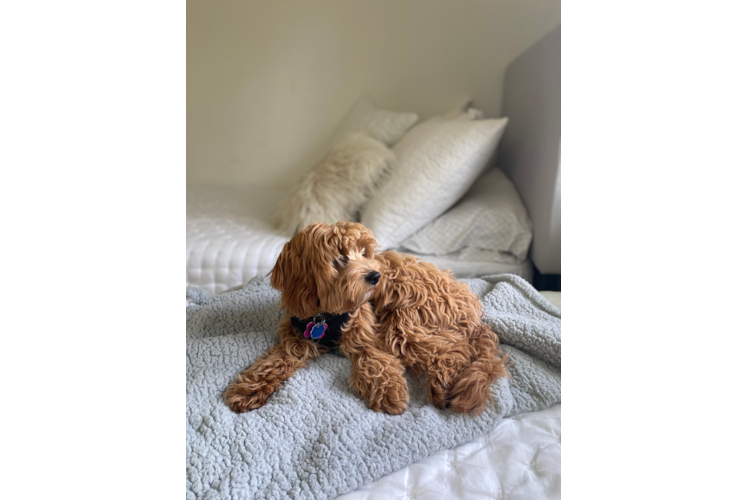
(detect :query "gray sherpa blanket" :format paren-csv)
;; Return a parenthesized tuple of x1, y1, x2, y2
(186, 274, 560, 500)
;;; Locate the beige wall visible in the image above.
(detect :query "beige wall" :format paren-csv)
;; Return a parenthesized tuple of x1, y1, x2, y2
(187, 0, 560, 188)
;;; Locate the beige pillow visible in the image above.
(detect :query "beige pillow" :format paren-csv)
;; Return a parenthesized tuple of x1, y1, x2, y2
(273, 132, 395, 235)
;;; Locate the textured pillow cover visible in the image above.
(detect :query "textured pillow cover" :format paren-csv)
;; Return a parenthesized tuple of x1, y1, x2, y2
(330, 92, 419, 147)
(273, 132, 395, 235)
(401, 168, 533, 261)
(361, 117, 509, 249)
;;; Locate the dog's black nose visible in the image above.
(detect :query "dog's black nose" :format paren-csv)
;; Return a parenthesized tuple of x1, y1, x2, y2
(365, 271, 380, 285)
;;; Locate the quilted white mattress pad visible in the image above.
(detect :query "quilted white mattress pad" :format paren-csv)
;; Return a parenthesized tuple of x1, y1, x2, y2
(187, 185, 290, 294)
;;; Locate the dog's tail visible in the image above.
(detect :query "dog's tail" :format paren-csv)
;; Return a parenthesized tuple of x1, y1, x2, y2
(448, 323, 510, 415)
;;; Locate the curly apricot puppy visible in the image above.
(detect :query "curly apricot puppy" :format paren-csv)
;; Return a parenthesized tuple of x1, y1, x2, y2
(224, 222, 509, 416)
(224, 221, 408, 415)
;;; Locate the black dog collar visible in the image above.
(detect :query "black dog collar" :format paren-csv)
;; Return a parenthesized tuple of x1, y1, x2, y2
(290, 312, 351, 350)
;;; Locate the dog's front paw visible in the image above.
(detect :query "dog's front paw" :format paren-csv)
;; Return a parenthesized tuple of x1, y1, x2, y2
(368, 376, 409, 415)
(223, 381, 272, 413)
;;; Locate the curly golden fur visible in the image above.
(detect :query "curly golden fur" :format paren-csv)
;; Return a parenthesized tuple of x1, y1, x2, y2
(224, 222, 509, 416)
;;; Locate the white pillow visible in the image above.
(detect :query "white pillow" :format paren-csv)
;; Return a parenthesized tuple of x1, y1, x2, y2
(330, 92, 418, 147)
(400, 168, 533, 261)
(360, 116, 509, 249)
(273, 132, 395, 235)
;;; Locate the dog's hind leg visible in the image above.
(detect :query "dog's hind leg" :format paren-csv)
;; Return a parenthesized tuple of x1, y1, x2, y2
(224, 315, 323, 413)
(380, 320, 471, 411)
(424, 340, 473, 410)
(447, 324, 510, 415)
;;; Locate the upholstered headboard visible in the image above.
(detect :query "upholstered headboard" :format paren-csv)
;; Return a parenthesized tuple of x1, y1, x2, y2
(495, 25, 561, 275)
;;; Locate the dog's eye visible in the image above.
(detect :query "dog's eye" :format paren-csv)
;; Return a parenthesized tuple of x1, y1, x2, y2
(333, 255, 348, 267)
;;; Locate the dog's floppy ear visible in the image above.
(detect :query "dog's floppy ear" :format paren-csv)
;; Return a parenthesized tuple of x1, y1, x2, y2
(270, 224, 330, 317)
(269, 242, 291, 292)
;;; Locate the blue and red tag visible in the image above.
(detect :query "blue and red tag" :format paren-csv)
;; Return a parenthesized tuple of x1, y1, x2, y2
(304, 319, 328, 340)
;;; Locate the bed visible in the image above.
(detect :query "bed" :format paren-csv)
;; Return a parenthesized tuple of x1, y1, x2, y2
(187, 24, 561, 500)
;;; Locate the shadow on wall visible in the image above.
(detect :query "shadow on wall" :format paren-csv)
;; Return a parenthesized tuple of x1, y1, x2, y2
(187, 0, 561, 189)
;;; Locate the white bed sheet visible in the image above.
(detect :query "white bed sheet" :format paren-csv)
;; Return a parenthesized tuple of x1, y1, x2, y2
(187, 185, 533, 293)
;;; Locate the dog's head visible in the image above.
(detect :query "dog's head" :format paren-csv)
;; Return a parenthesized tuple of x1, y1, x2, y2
(324, 246, 389, 313)
(269, 222, 378, 317)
